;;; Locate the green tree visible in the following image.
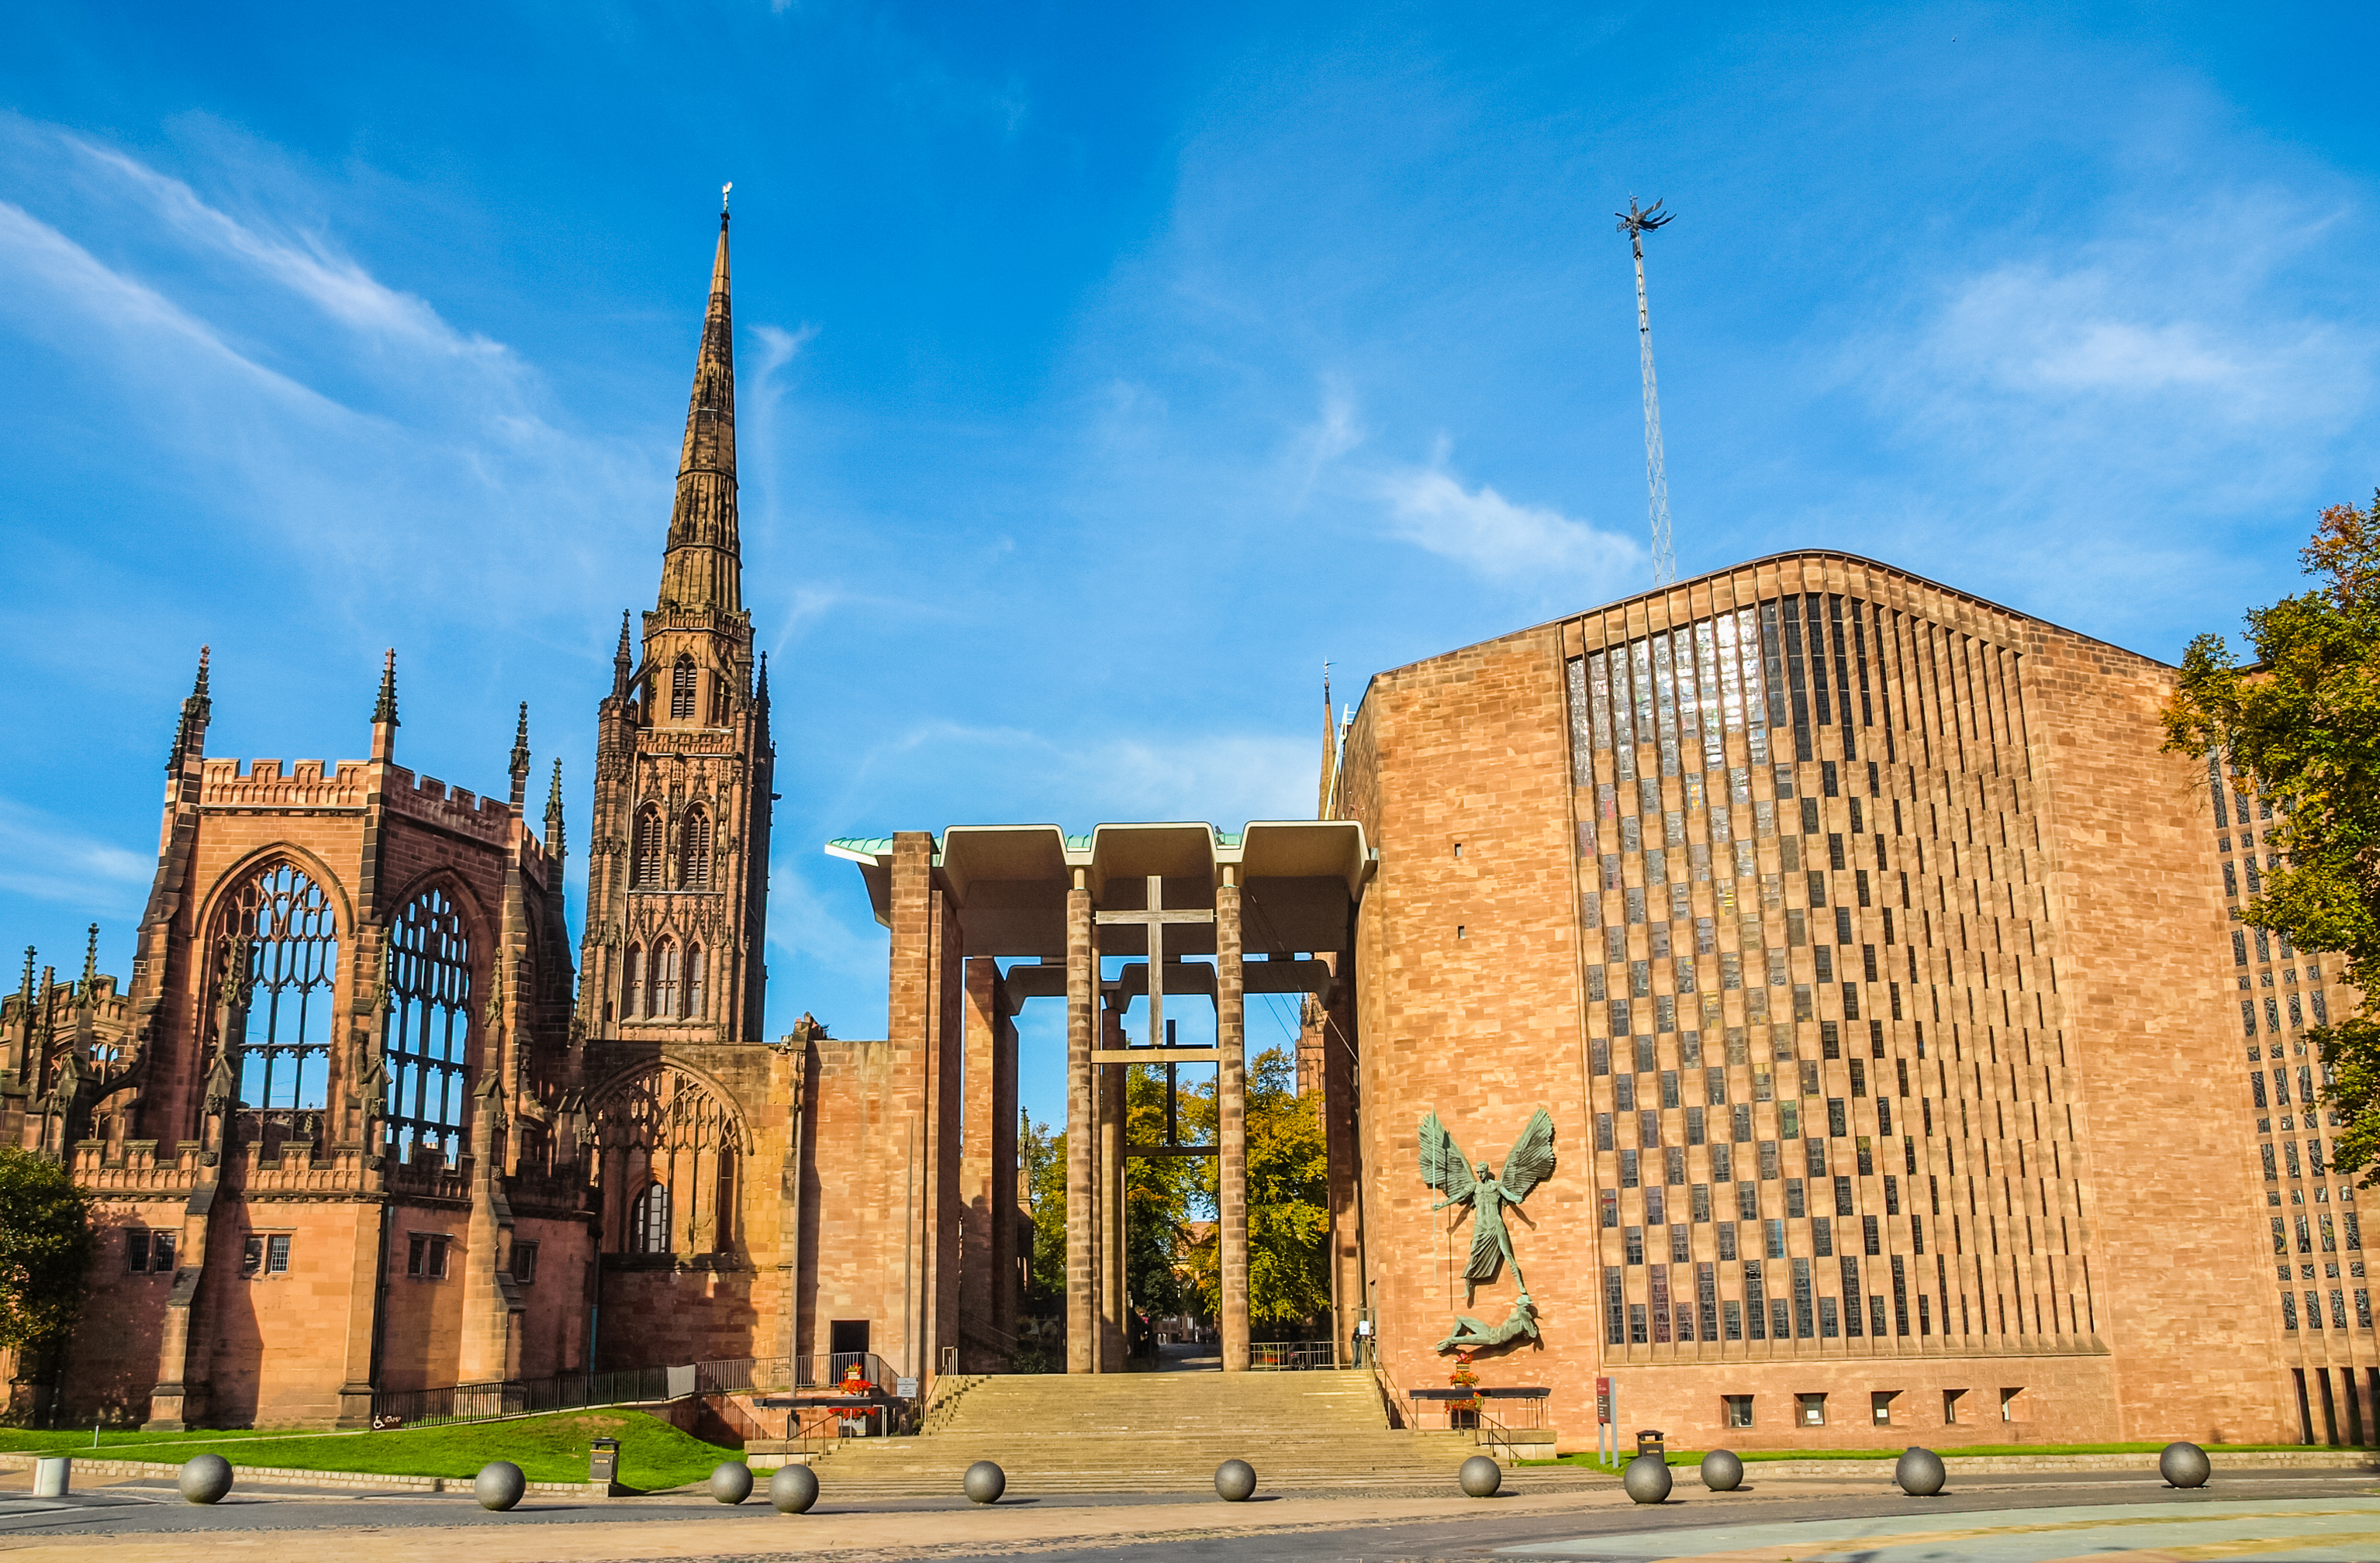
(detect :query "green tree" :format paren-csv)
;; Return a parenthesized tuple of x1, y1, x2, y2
(1123, 1063, 1215, 1330)
(1022, 1118, 1066, 1316)
(0, 1147, 92, 1362)
(2163, 493, 2380, 1182)
(1184, 1047, 1330, 1334)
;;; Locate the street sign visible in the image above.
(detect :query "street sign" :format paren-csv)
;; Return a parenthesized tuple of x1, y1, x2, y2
(1596, 1375, 1612, 1425)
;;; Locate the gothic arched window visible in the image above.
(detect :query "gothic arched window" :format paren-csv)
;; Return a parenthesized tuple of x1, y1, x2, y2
(686, 944, 707, 1020)
(623, 944, 644, 1020)
(653, 938, 680, 1020)
(220, 861, 340, 1114)
(680, 806, 712, 891)
(670, 656, 697, 722)
(633, 806, 664, 889)
(632, 1182, 672, 1254)
(383, 888, 472, 1163)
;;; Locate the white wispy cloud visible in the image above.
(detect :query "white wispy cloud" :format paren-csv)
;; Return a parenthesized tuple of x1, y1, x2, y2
(1377, 458, 1643, 589)
(0, 797, 151, 911)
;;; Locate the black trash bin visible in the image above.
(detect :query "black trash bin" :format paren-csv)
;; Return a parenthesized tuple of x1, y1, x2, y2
(1636, 1429, 1667, 1460)
(589, 1437, 621, 1489)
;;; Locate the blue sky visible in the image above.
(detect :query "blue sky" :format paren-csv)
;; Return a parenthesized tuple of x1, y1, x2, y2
(4, 2, 2375, 1130)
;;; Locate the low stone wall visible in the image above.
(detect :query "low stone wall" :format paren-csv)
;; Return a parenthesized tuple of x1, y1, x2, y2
(0, 1451, 613, 1497)
(1658, 1449, 2378, 1478)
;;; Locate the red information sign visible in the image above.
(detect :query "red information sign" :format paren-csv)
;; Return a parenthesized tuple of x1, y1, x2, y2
(1595, 1375, 1612, 1424)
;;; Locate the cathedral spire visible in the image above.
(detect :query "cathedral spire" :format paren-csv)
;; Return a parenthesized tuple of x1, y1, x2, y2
(655, 207, 741, 616)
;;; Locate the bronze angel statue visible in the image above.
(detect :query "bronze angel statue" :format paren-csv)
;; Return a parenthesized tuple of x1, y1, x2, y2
(1419, 1107, 1556, 1305)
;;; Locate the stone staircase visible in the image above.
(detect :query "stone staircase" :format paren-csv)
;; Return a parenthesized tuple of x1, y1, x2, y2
(807, 1369, 1487, 1496)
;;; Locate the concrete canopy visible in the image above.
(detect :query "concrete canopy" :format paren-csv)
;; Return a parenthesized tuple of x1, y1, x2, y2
(823, 820, 1374, 960)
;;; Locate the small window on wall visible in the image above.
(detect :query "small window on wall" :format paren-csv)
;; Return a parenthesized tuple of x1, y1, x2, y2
(2000, 1387, 2023, 1423)
(1871, 1389, 1899, 1425)
(242, 1234, 292, 1275)
(127, 1230, 176, 1274)
(1943, 1388, 1967, 1424)
(1797, 1392, 1827, 1427)
(407, 1233, 451, 1279)
(1724, 1395, 1754, 1429)
(510, 1241, 539, 1284)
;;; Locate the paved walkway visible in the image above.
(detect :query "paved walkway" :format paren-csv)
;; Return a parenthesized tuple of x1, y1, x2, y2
(0, 1465, 2371, 1561)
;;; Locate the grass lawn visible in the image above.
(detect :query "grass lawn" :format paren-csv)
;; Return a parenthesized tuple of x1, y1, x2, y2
(1524, 1441, 2364, 1468)
(2, 1409, 740, 1492)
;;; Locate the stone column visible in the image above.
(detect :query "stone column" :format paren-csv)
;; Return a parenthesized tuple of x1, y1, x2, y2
(1100, 1058, 1125, 1369)
(1065, 872, 1096, 1374)
(957, 957, 1001, 1369)
(1217, 869, 1249, 1371)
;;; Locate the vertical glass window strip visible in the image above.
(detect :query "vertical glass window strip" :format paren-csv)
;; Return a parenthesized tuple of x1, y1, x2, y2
(669, 656, 697, 720)
(1605, 1267, 1626, 1344)
(222, 861, 340, 1115)
(1695, 621, 1726, 768)
(1792, 1257, 1815, 1338)
(687, 945, 707, 1020)
(634, 806, 665, 889)
(1745, 1261, 1767, 1340)
(1759, 603, 1789, 733)
(1741, 609, 1772, 764)
(1781, 599, 1812, 761)
(1840, 1258, 1864, 1335)
(1568, 656, 1594, 785)
(1891, 1254, 1911, 1335)
(1649, 1265, 1673, 1342)
(383, 888, 472, 1163)
(1850, 599, 1874, 726)
(1632, 641, 1657, 765)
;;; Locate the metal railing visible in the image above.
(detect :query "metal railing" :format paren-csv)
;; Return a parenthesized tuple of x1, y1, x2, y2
(696, 1354, 903, 1395)
(1404, 1386, 1551, 1434)
(1249, 1340, 1338, 1371)
(369, 1365, 673, 1430)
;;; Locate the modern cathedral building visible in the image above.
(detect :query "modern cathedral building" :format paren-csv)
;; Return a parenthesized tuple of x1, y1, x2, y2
(0, 216, 2358, 1451)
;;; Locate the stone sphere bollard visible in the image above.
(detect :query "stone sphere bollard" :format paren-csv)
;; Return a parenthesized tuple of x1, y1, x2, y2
(710, 1461, 755, 1504)
(2161, 1441, 2212, 1489)
(178, 1454, 234, 1505)
(474, 1460, 526, 1511)
(964, 1460, 1007, 1504)
(769, 1462, 820, 1513)
(1622, 1452, 1673, 1504)
(1699, 1449, 1744, 1492)
(1214, 1458, 1258, 1502)
(1895, 1446, 1946, 1497)
(1459, 1454, 1502, 1497)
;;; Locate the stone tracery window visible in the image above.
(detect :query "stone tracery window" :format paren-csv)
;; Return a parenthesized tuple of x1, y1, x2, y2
(670, 656, 697, 722)
(590, 1064, 744, 1256)
(632, 1183, 673, 1254)
(687, 944, 708, 1020)
(653, 938, 680, 1019)
(219, 861, 340, 1113)
(633, 806, 664, 890)
(383, 888, 472, 1162)
(680, 806, 712, 890)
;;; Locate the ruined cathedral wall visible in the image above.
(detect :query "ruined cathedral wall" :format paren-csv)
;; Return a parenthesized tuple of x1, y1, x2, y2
(586, 1040, 797, 1370)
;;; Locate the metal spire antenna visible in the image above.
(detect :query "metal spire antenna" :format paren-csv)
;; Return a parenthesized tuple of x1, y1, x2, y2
(1617, 197, 1677, 585)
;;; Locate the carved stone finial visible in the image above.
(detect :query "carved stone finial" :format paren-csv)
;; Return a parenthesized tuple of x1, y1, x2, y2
(372, 648, 399, 729)
(510, 702, 532, 782)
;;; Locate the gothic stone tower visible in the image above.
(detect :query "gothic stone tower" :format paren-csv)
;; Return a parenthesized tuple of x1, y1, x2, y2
(582, 210, 775, 1045)
(577, 211, 796, 1367)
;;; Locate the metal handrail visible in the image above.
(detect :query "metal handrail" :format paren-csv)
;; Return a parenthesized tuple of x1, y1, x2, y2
(1249, 1339, 1338, 1371)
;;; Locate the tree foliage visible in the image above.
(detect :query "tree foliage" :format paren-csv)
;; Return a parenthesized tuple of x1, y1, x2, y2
(1183, 1047, 1331, 1330)
(2162, 493, 2380, 1183)
(0, 1147, 92, 1357)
